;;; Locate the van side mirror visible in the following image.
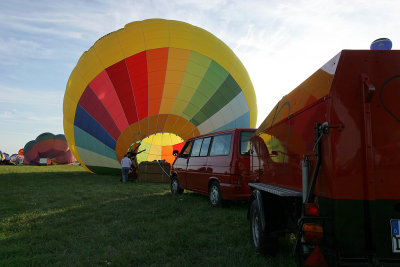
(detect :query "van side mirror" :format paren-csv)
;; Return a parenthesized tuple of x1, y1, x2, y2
(269, 151, 278, 157)
(173, 150, 179, 156)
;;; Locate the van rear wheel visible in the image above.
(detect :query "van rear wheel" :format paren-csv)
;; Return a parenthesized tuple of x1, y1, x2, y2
(209, 181, 222, 207)
(171, 176, 183, 194)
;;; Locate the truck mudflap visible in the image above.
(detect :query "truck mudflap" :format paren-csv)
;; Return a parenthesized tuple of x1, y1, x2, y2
(248, 183, 303, 257)
(248, 183, 302, 235)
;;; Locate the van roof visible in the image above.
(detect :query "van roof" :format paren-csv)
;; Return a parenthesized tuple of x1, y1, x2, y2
(186, 128, 255, 141)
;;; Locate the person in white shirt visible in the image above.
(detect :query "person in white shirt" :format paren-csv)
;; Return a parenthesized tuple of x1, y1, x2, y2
(121, 154, 132, 183)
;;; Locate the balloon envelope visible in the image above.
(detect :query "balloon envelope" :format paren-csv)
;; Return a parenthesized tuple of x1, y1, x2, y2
(23, 133, 76, 165)
(64, 19, 257, 174)
(370, 38, 392, 50)
(10, 154, 24, 164)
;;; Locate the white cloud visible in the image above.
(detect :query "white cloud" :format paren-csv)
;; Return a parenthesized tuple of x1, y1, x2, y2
(0, 84, 64, 153)
(0, 111, 13, 119)
(0, 85, 63, 106)
(0, 17, 86, 40)
(25, 115, 63, 122)
(0, 38, 53, 63)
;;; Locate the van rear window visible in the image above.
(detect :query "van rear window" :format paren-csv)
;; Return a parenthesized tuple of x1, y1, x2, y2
(190, 137, 212, 157)
(240, 131, 254, 155)
(200, 137, 211, 156)
(210, 134, 232, 156)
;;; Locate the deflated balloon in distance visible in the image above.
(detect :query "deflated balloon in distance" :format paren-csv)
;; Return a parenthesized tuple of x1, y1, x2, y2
(23, 132, 76, 165)
(64, 18, 257, 174)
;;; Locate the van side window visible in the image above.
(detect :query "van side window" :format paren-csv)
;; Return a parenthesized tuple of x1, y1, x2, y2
(240, 131, 254, 155)
(200, 137, 211, 156)
(180, 141, 193, 157)
(191, 139, 203, 157)
(209, 134, 232, 156)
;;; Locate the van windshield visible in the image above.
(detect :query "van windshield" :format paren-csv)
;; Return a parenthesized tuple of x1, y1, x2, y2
(180, 141, 193, 157)
(240, 131, 254, 155)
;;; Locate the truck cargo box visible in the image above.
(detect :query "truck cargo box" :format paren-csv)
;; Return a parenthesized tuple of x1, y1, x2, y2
(248, 49, 400, 265)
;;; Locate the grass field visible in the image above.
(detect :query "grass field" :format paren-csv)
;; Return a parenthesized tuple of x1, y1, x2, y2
(0, 165, 296, 266)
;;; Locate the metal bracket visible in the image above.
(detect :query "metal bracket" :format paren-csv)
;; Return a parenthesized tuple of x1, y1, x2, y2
(361, 74, 376, 103)
(249, 182, 302, 197)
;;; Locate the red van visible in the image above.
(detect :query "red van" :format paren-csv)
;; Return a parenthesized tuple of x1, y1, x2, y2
(170, 128, 255, 207)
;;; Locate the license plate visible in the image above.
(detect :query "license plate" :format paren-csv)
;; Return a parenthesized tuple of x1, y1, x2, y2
(391, 219, 400, 253)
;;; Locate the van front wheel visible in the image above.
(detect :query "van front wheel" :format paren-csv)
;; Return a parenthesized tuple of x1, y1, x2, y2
(209, 181, 222, 207)
(171, 176, 184, 194)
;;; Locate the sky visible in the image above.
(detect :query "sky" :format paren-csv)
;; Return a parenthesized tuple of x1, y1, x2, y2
(1, 0, 400, 154)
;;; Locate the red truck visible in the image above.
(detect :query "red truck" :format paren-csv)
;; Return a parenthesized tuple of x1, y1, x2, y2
(248, 49, 400, 266)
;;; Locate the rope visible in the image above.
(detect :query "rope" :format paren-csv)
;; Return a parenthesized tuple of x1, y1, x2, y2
(379, 74, 400, 124)
(156, 160, 171, 177)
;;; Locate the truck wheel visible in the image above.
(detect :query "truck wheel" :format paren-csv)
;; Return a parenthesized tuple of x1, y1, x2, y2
(171, 176, 184, 194)
(249, 199, 278, 256)
(209, 181, 223, 207)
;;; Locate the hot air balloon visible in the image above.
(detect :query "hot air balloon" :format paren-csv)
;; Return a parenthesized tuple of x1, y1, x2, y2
(10, 154, 24, 165)
(0, 151, 12, 165)
(0, 151, 5, 163)
(64, 18, 257, 174)
(23, 133, 76, 165)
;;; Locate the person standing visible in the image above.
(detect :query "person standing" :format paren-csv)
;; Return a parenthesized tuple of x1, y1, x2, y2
(121, 154, 132, 183)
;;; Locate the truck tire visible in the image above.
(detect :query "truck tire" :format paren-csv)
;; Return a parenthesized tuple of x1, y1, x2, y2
(249, 199, 278, 256)
(171, 176, 184, 194)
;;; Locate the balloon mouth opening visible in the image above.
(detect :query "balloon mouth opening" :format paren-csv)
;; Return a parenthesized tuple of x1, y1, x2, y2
(132, 132, 184, 147)
(128, 132, 185, 164)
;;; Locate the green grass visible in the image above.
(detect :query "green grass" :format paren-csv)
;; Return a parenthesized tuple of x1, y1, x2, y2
(0, 165, 296, 266)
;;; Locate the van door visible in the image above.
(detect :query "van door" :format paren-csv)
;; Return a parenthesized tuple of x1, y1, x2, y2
(189, 137, 211, 192)
(173, 141, 193, 188)
(206, 133, 233, 190)
(186, 138, 209, 192)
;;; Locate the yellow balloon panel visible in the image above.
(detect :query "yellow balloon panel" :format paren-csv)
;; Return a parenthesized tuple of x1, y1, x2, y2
(92, 33, 124, 69)
(142, 19, 170, 50)
(192, 27, 219, 57)
(117, 21, 146, 58)
(169, 20, 195, 48)
(76, 49, 104, 89)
